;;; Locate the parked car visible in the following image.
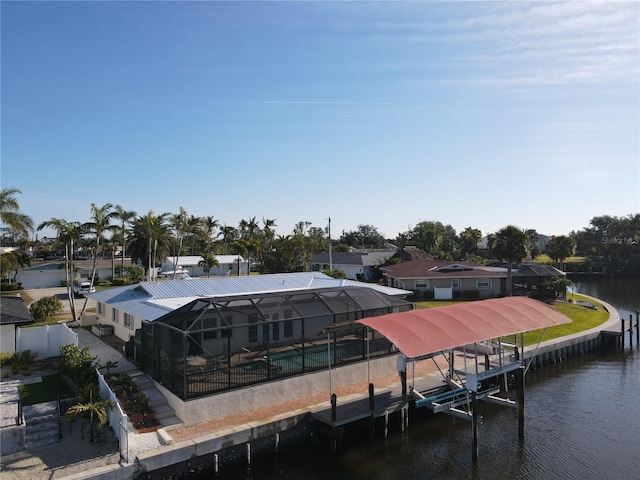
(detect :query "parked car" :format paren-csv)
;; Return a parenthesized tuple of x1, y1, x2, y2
(72, 281, 95, 297)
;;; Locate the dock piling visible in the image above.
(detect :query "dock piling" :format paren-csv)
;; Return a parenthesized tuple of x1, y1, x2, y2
(384, 412, 389, 438)
(517, 366, 525, 439)
(471, 391, 479, 462)
(331, 394, 337, 421)
(369, 383, 375, 410)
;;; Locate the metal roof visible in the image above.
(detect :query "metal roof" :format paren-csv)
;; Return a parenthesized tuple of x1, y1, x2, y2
(89, 272, 412, 322)
(356, 297, 571, 359)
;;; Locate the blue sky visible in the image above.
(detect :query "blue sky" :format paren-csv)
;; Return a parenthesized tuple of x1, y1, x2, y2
(2, 1, 638, 241)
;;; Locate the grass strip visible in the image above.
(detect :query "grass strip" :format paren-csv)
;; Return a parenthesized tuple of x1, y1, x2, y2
(17, 373, 75, 405)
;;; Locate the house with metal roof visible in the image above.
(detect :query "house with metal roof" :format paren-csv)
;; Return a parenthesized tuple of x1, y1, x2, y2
(89, 271, 412, 343)
(161, 255, 249, 278)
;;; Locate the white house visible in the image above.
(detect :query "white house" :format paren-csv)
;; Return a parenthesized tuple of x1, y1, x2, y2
(161, 255, 249, 278)
(88, 272, 412, 343)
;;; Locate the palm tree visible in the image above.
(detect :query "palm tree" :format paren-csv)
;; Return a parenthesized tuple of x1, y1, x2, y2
(218, 225, 237, 254)
(187, 214, 203, 254)
(493, 225, 529, 296)
(198, 253, 219, 278)
(127, 211, 172, 280)
(37, 218, 84, 321)
(202, 216, 219, 252)
(66, 391, 114, 443)
(80, 203, 118, 315)
(114, 205, 136, 274)
(0, 187, 33, 238)
(169, 207, 189, 279)
(546, 235, 576, 268)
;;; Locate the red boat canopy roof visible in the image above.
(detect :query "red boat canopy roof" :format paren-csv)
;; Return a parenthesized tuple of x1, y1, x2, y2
(356, 297, 571, 359)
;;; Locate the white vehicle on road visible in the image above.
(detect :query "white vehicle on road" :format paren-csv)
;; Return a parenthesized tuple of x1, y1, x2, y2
(72, 281, 95, 297)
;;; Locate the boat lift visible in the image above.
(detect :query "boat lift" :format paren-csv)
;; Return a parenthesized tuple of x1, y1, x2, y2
(357, 297, 571, 462)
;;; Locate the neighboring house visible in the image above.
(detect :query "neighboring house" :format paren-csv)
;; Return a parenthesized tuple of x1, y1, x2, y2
(311, 249, 396, 281)
(15, 262, 66, 289)
(88, 272, 412, 343)
(381, 259, 507, 299)
(381, 259, 565, 299)
(389, 246, 431, 262)
(0, 295, 34, 353)
(162, 255, 249, 278)
(16, 259, 134, 289)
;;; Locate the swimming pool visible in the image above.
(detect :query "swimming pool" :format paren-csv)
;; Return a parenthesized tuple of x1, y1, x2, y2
(267, 343, 348, 372)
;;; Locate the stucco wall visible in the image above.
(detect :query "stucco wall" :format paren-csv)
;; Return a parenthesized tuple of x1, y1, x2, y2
(157, 354, 400, 425)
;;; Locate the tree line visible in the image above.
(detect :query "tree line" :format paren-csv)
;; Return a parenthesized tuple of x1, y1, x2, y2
(2, 188, 639, 283)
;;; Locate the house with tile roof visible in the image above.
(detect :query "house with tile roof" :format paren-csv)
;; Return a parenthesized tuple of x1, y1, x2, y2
(381, 259, 566, 300)
(381, 259, 508, 299)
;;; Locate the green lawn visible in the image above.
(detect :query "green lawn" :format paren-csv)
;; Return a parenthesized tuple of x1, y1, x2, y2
(17, 373, 75, 405)
(412, 294, 610, 347)
(522, 294, 609, 345)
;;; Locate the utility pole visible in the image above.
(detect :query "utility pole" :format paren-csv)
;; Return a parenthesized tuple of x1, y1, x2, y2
(328, 217, 332, 271)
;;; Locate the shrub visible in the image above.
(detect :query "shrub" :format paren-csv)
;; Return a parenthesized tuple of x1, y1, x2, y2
(423, 290, 435, 300)
(29, 296, 63, 322)
(112, 277, 131, 286)
(0, 351, 15, 368)
(462, 290, 480, 299)
(0, 283, 22, 292)
(59, 344, 97, 394)
(3, 350, 38, 376)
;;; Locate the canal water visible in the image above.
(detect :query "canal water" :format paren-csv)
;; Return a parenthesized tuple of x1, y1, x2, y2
(206, 279, 640, 480)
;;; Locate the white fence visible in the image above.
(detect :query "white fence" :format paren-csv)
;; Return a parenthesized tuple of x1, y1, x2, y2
(16, 323, 78, 358)
(96, 370, 129, 445)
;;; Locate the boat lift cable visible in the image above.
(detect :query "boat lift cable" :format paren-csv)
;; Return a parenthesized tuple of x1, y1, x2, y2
(524, 327, 548, 376)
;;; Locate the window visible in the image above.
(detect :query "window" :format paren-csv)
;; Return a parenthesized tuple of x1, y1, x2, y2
(112, 309, 119, 323)
(415, 279, 428, 289)
(477, 278, 492, 289)
(271, 312, 280, 341)
(203, 317, 218, 340)
(248, 316, 258, 344)
(452, 278, 460, 289)
(124, 313, 133, 329)
(221, 316, 233, 338)
(284, 320, 293, 338)
(98, 303, 104, 316)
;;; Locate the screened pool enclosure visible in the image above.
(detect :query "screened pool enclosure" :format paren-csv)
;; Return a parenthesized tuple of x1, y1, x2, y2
(134, 286, 412, 400)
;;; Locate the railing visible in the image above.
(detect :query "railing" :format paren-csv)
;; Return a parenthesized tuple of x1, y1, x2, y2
(181, 337, 394, 399)
(16, 399, 23, 426)
(56, 393, 62, 440)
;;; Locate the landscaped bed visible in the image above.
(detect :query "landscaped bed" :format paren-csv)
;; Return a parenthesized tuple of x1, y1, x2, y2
(105, 373, 162, 433)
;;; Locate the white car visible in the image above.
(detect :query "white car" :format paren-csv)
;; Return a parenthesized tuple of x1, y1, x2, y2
(72, 281, 95, 297)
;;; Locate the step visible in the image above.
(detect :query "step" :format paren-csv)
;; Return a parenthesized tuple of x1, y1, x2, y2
(24, 431, 59, 450)
(158, 416, 181, 428)
(25, 412, 58, 427)
(151, 403, 175, 420)
(143, 389, 167, 408)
